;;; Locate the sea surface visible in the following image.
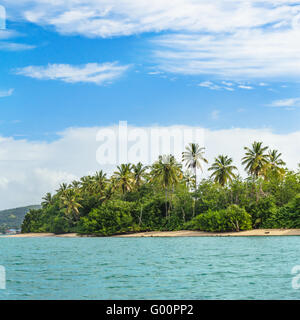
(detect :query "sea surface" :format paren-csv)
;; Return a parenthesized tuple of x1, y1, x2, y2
(0, 236, 300, 300)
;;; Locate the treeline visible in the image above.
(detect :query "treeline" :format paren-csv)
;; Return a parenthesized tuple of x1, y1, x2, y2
(21, 142, 300, 235)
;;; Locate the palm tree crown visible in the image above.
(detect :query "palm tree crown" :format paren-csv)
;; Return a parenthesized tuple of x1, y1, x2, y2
(41, 192, 53, 208)
(151, 155, 182, 189)
(114, 164, 134, 194)
(60, 189, 82, 221)
(242, 141, 269, 178)
(208, 155, 238, 186)
(132, 162, 148, 188)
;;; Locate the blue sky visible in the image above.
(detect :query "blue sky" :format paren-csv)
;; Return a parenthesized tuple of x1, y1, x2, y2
(1, 4, 300, 140)
(0, 0, 300, 209)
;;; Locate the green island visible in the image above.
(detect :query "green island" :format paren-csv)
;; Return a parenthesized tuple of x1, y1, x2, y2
(21, 141, 300, 236)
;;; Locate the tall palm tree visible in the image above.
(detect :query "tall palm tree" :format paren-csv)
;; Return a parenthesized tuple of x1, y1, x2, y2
(242, 141, 269, 178)
(151, 155, 182, 218)
(132, 162, 148, 188)
(267, 149, 286, 178)
(268, 149, 286, 168)
(114, 164, 134, 194)
(56, 183, 68, 194)
(71, 180, 81, 190)
(80, 176, 94, 192)
(182, 143, 208, 190)
(60, 189, 82, 221)
(208, 155, 238, 186)
(41, 192, 53, 208)
(93, 170, 107, 193)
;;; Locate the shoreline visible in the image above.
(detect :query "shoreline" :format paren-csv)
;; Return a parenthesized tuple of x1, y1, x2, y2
(3, 229, 300, 238)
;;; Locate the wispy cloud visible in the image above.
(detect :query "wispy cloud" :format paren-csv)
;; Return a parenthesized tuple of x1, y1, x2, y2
(15, 62, 130, 85)
(153, 25, 300, 79)
(4, 1, 300, 78)
(238, 85, 253, 90)
(268, 98, 300, 108)
(198, 80, 258, 91)
(198, 80, 237, 91)
(0, 42, 35, 51)
(0, 29, 35, 51)
(0, 89, 14, 97)
(198, 81, 221, 90)
(3, 1, 299, 38)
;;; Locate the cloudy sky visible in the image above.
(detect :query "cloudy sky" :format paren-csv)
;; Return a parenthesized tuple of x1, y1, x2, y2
(0, 0, 300, 209)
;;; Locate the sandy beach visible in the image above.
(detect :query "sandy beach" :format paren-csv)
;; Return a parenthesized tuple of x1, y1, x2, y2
(2, 233, 81, 238)
(114, 229, 300, 237)
(2, 229, 300, 238)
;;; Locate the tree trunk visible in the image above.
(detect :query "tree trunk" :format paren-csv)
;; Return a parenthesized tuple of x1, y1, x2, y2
(165, 189, 168, 219)
(139, 205, 143, 226)
(193, 166, 197, 218)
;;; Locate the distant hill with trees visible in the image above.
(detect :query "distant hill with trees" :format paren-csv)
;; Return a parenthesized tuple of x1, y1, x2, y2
(0, 205, 41, 233)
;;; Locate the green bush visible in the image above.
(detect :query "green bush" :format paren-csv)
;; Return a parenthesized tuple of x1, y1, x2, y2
(185, 205, 252, 232)
(78, 200, 137, 236)
(247, 196, 277, 228)
(264, 194, 300, 228)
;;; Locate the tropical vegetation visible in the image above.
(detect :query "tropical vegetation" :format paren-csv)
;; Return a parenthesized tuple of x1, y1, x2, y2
(21, 142, 300, 236)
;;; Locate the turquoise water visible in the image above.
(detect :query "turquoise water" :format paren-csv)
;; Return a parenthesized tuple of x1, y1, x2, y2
(0, 236, 300, 299)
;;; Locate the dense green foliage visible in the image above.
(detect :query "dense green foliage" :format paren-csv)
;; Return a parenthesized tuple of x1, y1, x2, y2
(186, 205, 252, 232)
(0, 205, 40, 233)
(21, 142, 300, 236)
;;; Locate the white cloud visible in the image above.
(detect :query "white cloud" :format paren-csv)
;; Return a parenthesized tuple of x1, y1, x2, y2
(0, 30, 19, 40)
(0, 29, 35, 51)
(0, 88, 14, 97)
(15, 62, 130, 85)
(152, 26, 300, 79)
(3, 1, 300, 37)
(198, 80, 235, 91)
(268, 97, 300, 107)
(238, 85, 253, 90)
(0, 42, 35, 51)
(0, 124, 299, 210)
(198, 81, 220, 90)
(3, 1, 300, 78)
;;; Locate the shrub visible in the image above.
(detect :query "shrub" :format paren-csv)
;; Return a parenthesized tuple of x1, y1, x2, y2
(78, 200, 136, 236)
(264, 194, 300, 228)
(185, 205, 252, 232)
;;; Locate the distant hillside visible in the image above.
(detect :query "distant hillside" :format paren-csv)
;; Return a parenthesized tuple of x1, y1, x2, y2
(0, 205, 41, 232)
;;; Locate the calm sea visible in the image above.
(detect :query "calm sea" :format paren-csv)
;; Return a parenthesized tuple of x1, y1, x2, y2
(0, 236, 299, 300)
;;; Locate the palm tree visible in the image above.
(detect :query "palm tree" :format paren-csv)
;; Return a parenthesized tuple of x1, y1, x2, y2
(268, 149, 286, 168)
(208, 155, 238, 186)
(60, 189, 82, 221)
(151, 155, 182, 218)
(132, 162, 148, 188)
(71, 180, 81, 189)
(266, 149, 286, 179)
(56, 183, 68, 194)
(182, 143, 208, 190)
(80, 176, 94, 192)
(242, 141, 269, 178)
(114, 164, 134, 194)
(93, 170, 107, 193)
(41, 192, 53, 208)
(183, 170, 196, 190)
